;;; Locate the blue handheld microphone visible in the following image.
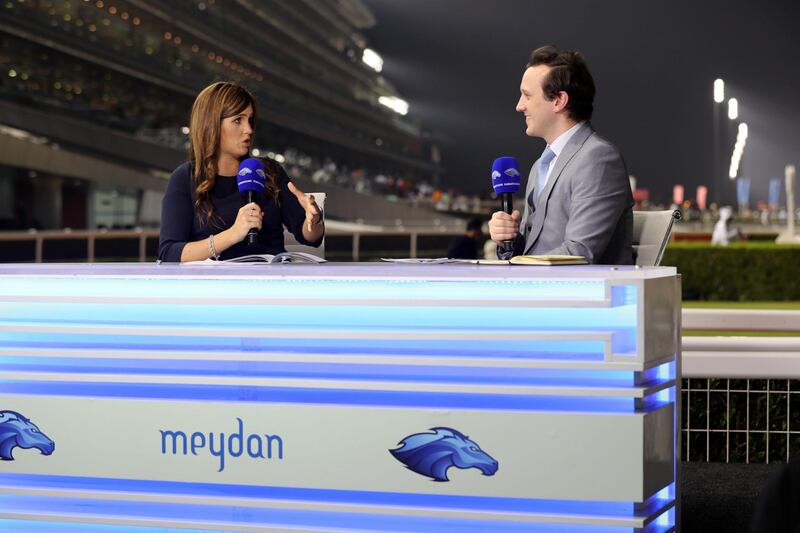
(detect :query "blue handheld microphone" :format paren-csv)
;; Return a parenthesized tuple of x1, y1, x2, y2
(237, 158, 267, 245)
(491, 156, 521, 259)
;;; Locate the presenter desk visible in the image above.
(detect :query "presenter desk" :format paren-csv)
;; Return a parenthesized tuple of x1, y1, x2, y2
(0, 263, 680, 532)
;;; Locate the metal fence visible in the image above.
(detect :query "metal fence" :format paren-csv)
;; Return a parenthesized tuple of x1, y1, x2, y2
(682, 309, 800, 464)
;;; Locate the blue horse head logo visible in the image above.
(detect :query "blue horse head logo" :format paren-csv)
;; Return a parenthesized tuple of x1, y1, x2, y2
(390, 427, 498, 482)
(0, 410, 55, 461)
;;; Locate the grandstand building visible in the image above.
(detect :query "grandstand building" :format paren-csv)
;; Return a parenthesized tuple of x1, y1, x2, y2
(0, 0, 445, 230)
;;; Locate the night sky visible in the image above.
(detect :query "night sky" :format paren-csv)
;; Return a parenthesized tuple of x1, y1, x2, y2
(363, 0, 800, 205)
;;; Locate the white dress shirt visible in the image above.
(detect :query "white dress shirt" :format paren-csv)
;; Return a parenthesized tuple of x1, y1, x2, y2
(539, 121, 586, 190)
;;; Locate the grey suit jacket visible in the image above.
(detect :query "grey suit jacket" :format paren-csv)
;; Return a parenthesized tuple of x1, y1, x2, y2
(516, 122, 634, 264)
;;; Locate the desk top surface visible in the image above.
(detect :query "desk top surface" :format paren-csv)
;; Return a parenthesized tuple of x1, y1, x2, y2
(0, 262, 677, 282)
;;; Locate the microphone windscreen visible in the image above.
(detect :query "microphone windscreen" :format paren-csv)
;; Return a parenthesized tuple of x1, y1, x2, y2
(237, 158, 267, 194)
(491, 156, 521, 194)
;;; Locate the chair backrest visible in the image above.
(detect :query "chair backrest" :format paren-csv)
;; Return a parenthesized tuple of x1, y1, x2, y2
(632, 209, 681, 266)
(284, 192, 326, 258)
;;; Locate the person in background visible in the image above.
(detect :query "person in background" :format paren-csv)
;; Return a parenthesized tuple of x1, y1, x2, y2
(446, 217, 484, 259)
(158, 82, 323, 262)
(710, 206, 743, 245)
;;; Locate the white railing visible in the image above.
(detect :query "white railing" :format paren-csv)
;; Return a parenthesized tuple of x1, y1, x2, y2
(0, 229, 155, 262)
(682, 308, 800, 332)
(0, 228, 467, 263)
(682, 309, 800, 378)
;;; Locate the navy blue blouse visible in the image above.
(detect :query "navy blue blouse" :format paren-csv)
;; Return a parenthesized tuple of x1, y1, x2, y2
(158, 160, 321, 262)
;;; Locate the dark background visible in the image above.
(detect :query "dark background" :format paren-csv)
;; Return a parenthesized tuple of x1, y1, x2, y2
(364, 0, 800, 205)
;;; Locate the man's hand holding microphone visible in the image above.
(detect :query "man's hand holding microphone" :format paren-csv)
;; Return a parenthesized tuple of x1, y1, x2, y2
(488, 157, 522, 259)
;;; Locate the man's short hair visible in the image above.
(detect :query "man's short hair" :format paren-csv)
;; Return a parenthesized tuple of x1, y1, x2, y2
(527, 45, 595, 122)
(466, 217, 483, 233)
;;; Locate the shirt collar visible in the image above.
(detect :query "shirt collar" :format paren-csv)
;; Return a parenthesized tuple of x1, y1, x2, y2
(547, 121, 585, 157)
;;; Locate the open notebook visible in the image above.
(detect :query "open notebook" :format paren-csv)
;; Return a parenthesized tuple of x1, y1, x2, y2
(509, 255, 588, 265)
(187, 252, 326, 265)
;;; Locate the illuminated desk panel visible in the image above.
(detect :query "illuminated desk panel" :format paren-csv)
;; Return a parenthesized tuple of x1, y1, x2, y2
(0, 263, 680, 532)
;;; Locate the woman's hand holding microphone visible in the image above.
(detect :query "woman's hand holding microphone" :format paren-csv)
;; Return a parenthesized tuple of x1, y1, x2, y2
(231, 202, 263, 242)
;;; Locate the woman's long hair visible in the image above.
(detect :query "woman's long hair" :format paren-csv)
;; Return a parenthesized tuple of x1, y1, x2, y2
(188, 82, 278, 226)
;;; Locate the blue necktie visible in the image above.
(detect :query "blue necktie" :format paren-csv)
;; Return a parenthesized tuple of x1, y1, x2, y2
(534, 147, 556, 202)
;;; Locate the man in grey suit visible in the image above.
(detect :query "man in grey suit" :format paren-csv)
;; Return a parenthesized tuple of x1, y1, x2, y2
(489, 45, 633, 264)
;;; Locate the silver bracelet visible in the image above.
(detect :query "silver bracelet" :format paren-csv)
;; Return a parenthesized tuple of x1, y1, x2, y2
(208, 234, 220, 260)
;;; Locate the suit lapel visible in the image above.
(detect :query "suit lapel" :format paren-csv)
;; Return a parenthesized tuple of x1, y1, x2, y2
(524, 123, 595, 254)
(521, 164, 538, 228)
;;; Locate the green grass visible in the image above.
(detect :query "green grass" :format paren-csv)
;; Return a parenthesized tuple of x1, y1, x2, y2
(682, 301, 800, 310)
(669, 242, 800, 250)
(682, 330, 800, 337)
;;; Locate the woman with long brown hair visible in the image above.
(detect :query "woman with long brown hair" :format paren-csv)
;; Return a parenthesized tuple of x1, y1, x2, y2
(158, 82, 323, 262)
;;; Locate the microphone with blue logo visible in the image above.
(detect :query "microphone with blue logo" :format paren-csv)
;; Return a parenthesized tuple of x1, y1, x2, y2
(237, 157, 267, 245)
(491, 156, 521, 259)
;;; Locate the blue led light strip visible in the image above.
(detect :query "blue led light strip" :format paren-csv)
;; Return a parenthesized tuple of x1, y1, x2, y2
(0, 332, 615, 360)
(0, 473, 642, 518)
(0, 508, 640, 533)
(0, 301, 637, 333)
(0, 356, 640, 386)
(0, 519, 199, 533)
(0, 380, 648, 412)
